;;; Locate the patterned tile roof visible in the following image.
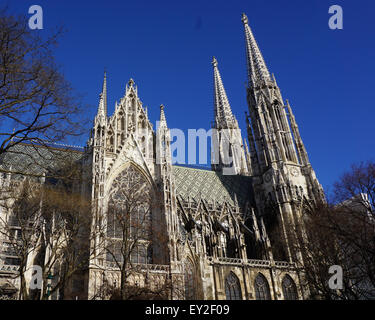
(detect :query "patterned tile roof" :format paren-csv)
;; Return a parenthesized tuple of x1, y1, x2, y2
(0, 143, 84, 176)
(0, 145, 254, 207)
(172, 165, 254, 207)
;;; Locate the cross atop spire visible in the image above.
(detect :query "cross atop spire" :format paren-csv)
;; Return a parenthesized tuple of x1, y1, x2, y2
(242, 13, 271, 86)
(212, 56, 238, 129)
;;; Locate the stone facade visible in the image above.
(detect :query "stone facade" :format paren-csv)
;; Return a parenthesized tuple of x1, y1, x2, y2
(0, 13, 324, 300)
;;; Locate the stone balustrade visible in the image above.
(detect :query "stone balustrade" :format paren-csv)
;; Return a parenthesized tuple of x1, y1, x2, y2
(274, 261, 297, 268)
(247, 259, 272, 267)
(102, 261, 170, 273)
(207, 256, 296, 269)
(0, 265, 19, 273)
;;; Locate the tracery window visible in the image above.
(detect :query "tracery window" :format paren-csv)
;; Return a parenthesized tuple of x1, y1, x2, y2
(130, 244, 147, 264)
(184, 259, 196, 300)
(254, 273, 271, 300)
(106, 165, 152, 265)
(225, 272, 242, 300)
(282, 275, 298, 300)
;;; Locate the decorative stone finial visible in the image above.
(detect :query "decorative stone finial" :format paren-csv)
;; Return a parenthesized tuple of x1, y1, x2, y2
(159, 104, 167, 125)
(241, 13, 248, 25)
(212, 56, 218, 67)
(128, 78, 135, 86)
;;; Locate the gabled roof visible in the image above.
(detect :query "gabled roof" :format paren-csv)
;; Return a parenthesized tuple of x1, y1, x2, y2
(0, 144, 254, 208)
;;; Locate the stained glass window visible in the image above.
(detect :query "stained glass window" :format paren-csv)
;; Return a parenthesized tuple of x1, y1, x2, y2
(184, 259, 196, 300)
(225, 272, 242, 300)
(282, 275, 298, 300)
(254, 273, 271, 300)
(106, 165, 152, 265)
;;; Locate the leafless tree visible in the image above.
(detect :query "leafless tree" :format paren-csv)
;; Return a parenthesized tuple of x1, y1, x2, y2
(0, 179, 43, 299)
(96, 165, 172, 300)
(332, 161, 375, 211)
(288, 161, 375, 299)
(0, 160, 98, 300)
(36, 186, 92, 300)
(0, 7, 86, 169)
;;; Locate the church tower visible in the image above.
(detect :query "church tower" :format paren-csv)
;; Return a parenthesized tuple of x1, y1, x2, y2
(241, 13, 324, 262)
(211, 57, 248, 175)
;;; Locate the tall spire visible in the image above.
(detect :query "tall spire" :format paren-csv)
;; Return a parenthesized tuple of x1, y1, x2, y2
(212, 57, 238, 129)
(211, 57, 248, 175)
(242, 13, 271, 86)
(97, 71, 107, 118)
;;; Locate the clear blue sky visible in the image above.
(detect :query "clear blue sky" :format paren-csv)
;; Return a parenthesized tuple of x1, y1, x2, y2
(5, 0, 375, 192)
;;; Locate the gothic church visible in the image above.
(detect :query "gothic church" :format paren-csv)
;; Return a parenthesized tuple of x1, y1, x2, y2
(0, 14, 324, 300)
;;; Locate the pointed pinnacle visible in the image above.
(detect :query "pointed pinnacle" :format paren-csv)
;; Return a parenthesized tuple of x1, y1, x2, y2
(102, 71, 107, 95)
(244, 139, 250, 153)
(212, 56, 218, 67)
(242, 13, 271, 85)
(213, 57, 238, 129)
(97, 71, 107, 117)
(160, 104, 167, 124)
(241, 13, 248, 25)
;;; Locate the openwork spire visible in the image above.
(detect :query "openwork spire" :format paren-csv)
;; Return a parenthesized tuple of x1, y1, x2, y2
(97, 71, 107, 117)
(242, 13, 271, 86)
(212, 57, 238, 129)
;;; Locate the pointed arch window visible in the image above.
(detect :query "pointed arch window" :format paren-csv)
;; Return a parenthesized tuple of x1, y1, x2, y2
(225, 272, 242, 300)
(254, 273, 271, 300)
(184, 259, 196, 300)
(282, 275, 298, 300)
(106, 165, 153, 265)
(147, 244, 153, 264)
